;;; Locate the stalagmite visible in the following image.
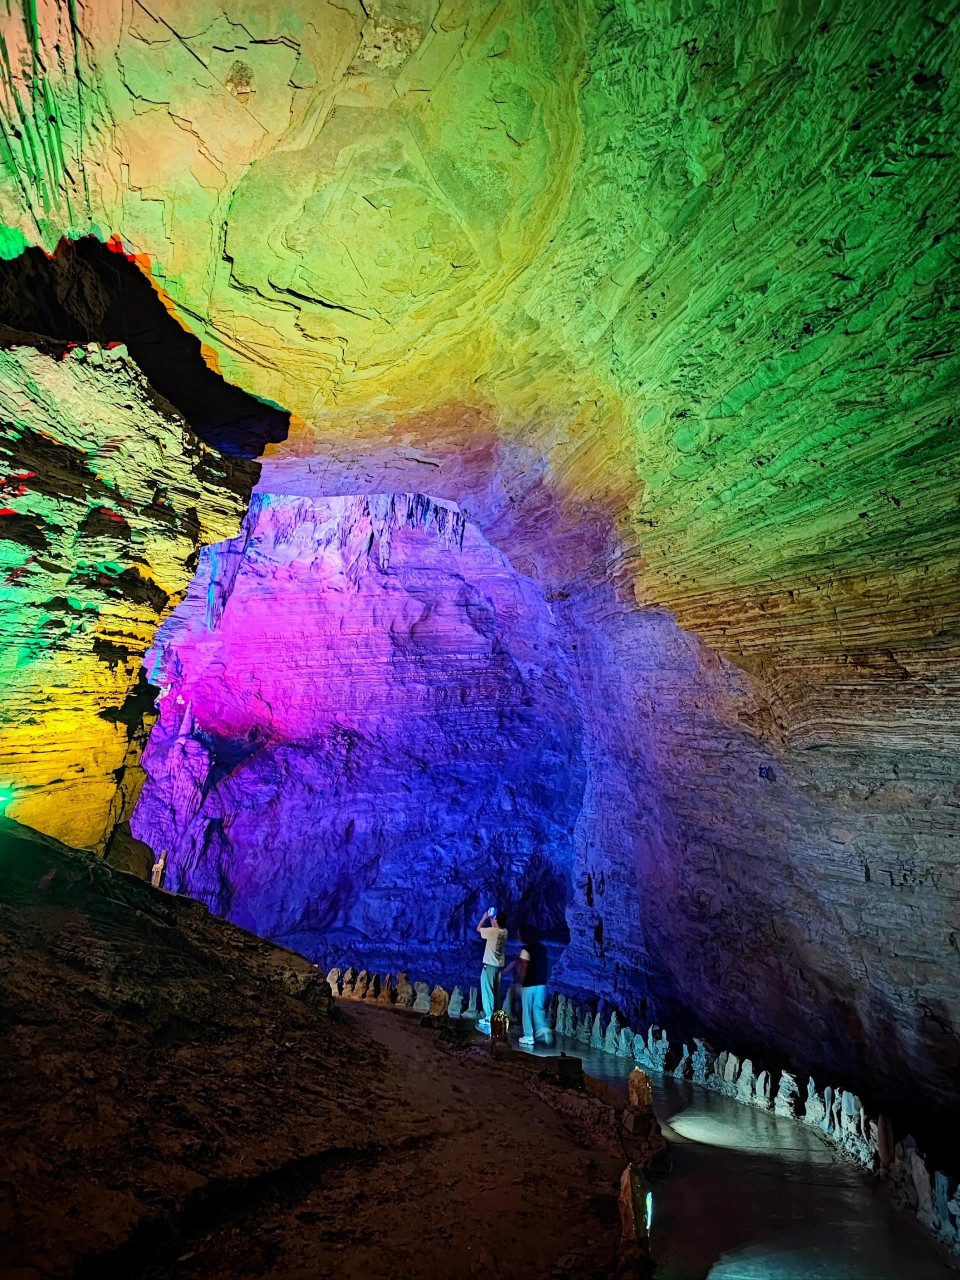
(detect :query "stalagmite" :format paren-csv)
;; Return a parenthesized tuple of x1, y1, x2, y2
(692, 1040, 717, 1086)
(602, 1011, 621, 1055)
(628, 1069, 653, 1111)
(877, 1115, 896, 1169)
(821, 1086, 836, 1135)
(561, 999, 575, 1039)
(555, 994, 568, 1033)
(395, 974, 414, 1008)
(775, 1072, 801, 1118)
(577, 1010, 592, 1045)
(633, 1032, 650, 1068)
(413, 982, 430, 1013)
(448, 986, 463, 1018)
(754, 1070, 772, 1111)
(736, 1059, 757, 1105)
(720, 1052, 740, 1097)
(429, 986, 449, 1017)
(804, 1078, 826, 1128)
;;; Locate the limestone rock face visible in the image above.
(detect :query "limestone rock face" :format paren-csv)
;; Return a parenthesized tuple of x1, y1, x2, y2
(132, 492, 583, 957)
(0, 344, 256, 849)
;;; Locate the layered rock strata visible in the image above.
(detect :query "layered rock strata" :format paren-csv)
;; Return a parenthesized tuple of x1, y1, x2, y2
(132, 492, 583, 954)
(0, 343, 256, 849)
(0, 0, 957, 1184)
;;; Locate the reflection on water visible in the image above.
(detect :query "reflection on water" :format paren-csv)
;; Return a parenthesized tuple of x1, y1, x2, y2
(514, 1031, 953, 1280)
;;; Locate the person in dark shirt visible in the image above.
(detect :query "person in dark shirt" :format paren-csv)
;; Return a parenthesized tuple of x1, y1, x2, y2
(515, 925, 554, 1048)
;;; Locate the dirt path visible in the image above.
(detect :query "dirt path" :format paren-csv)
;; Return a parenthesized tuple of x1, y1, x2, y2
(134, 1003, 628, 1280)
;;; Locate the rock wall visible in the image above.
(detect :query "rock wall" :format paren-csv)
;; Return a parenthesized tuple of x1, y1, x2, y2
(0, 343, 257, 850)
(0, 0, 957, 1156)
(132, 492, 584, 960)
(555, 596, 960, 1144)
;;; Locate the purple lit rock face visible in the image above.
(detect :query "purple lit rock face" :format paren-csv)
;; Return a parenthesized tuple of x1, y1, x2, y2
(132, 493, 584, 973)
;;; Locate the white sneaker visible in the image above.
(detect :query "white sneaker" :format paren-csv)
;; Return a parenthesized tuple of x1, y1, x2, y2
(519, 1035, 535, 1047)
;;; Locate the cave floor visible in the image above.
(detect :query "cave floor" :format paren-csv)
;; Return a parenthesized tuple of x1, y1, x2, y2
(3, 825, 631, 1280)
(516, 1035, 955, 1279)
(131, 1002, 629, 1280)
(3, 813, 953, 1280)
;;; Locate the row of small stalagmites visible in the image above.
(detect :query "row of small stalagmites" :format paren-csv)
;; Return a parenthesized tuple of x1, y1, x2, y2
(325, 968, 958, 1256)
(549, 995, 960, 1260)
(325, 967, 481, 1019)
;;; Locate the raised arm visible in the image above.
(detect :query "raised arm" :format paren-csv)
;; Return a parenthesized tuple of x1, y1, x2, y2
(476, 910, 491, 933)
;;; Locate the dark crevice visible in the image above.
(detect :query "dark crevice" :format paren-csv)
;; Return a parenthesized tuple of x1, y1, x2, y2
(0, 236, 289, 458)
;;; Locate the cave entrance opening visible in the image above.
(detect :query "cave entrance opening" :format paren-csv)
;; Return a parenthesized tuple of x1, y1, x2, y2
(131, 490, 586, 987)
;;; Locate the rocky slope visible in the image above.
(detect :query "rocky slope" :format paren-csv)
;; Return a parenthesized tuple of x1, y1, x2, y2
(0, 815, 629, 1280)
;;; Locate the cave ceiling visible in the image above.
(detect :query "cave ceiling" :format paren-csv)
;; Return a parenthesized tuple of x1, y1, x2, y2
(2, 0, 960, 1141)
(2, 0, 957, 679)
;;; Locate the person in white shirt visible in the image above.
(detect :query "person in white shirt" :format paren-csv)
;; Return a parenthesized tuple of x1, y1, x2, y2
(476, 906, 507, 1034)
